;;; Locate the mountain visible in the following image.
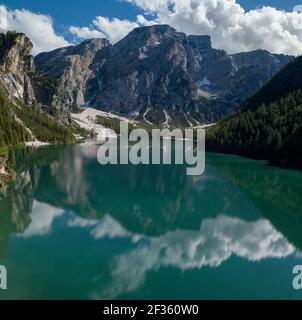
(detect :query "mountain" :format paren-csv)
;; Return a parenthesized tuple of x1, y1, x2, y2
(207, 56, 302, 168)
(0, 27, 299, 184)
(35, 25, 293, 126)
(0, 31, 36, 105)
(242, 56, 302, 110)
(34, 38, 110, 113)
(0, 31, 78, 187)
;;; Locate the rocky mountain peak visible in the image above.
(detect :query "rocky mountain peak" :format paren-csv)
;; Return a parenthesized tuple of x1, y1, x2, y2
(67, 38, 110, 57)
(78, 37, 110, 48)
(116, 25, 184, 50)
(0, 31, 36, 105)
(35, 36, 111, 112)
(31, 25, 294, 126)
(188, 35, 212, 53)
(0, 32, 34, 74)
(231, 49, 287, 68)
(130, 24, 179, 38)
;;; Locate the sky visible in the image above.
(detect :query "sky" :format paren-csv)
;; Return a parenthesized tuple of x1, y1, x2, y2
(1, 0, 302, 55)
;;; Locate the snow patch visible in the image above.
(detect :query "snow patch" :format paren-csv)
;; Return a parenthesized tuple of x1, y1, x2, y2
(71, 108, 138, 141)
(196, 89, 212, 99)
(197, 76, 211, 87)
(193, 123, 216, 129)
(143, 108, 153, 125)
(163, 110, 171, 127)
(183, 112, 193, 127)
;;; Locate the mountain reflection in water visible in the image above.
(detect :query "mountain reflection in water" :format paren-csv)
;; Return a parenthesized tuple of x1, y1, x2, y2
(0, 144, 302, 299)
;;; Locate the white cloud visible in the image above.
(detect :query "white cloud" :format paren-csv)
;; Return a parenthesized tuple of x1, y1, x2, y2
(69, 17, 141, 44)
(2, 1, 302, 56)
(69, 0, 302, 55)
(69, 14, 158, 44)
(0, 5, 70, 55)
(124, 0, 302, 55)
(92, 17, 140, 44)
(69, 26, 104, 40)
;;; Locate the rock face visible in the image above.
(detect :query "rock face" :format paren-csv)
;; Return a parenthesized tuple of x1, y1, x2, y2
(35, 38, 110, 112)
(89, 25, 209, 123)
(35, 25, 293, 126)
(0, 32, 36, 105)
(0, 27, 294, 127)
(0, 32, 78, 147)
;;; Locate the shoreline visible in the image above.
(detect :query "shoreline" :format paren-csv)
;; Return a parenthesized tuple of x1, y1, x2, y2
(205, 148, 302, 172)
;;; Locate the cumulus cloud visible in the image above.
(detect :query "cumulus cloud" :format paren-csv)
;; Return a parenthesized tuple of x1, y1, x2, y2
(3, 1, 301, 55)
(93, 17, 141, 43)
(69, 26, 104, 40)
(0, 5, 70, 55)
(69, 0, 302, 55)
(69, 14, 158, 44)
(124, 0, 302, 55)
(69, 16, 152, 43)
(69, 17, 141, 44)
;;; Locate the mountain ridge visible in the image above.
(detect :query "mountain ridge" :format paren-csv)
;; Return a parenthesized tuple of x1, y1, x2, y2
(0, 31, 79, 187)
(207, 54, 302, 168)
(34, 24, 293, 126)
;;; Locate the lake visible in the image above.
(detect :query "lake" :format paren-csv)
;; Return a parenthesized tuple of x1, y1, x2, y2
(0, 143, 302, 300)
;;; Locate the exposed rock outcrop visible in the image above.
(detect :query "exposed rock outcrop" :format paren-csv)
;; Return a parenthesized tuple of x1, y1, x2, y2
(0, 32, 36, 105)
(35, 25, 293, 126)
(35, 38, 110, 113)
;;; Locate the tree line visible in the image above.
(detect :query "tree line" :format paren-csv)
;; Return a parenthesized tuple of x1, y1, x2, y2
(207, 90, 302, 168)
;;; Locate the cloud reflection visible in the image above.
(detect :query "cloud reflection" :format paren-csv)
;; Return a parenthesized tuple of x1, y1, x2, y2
(88, 215, 295, 299)
(18, 201, 64, 238)
(68, 215, 142, 242)
(18, 202, 295, 299)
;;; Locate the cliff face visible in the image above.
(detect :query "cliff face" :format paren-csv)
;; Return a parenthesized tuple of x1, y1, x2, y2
(0, 27, 294, 127)
(0, 31, 79, 173)
(0, 32, 36, 105)
(35, 38, 110, 112)
(35, 25, 293, 126)
(0, 31, 83, 122)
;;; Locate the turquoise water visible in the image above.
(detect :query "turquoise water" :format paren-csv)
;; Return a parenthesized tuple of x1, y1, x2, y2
(0, 144, 302, 300)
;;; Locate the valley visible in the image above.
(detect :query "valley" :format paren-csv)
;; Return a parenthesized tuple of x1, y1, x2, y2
(0, 25, 301, 190)
(0, 0, 302, 303)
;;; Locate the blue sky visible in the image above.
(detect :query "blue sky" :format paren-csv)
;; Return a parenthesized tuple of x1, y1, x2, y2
(1, 0, 302, 55)
(1, 0, 299, 30)
(2, 1, 140, 27)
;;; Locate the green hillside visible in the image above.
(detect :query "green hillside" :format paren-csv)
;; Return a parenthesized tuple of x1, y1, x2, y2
(0, 87, 31, 153)
(207, 56, 302, 169)
(0, 85, 76, 188)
